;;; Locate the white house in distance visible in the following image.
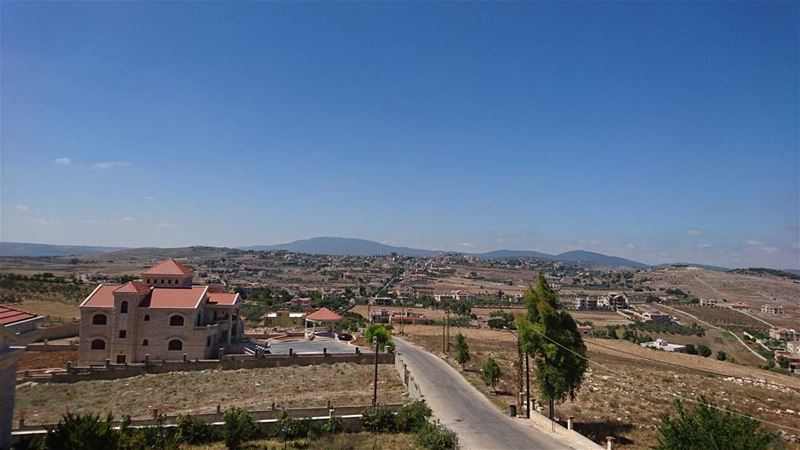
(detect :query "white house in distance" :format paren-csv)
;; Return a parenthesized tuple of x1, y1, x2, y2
(641, 338, 687, 353)
(761, 304, 784, 315)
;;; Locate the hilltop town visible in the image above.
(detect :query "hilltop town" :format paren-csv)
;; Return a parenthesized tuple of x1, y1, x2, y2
(1, 247, 798, 449)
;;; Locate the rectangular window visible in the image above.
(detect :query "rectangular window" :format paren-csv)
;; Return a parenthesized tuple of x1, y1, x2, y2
(119, 330, 127, 339)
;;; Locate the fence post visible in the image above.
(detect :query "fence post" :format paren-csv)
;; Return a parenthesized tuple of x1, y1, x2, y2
(66, 361, 72, 374)
(567, 416, 574, 430)
(183, 353, 188, 362)
(606, 436, 616, 450)
(218, 348, 224, 360)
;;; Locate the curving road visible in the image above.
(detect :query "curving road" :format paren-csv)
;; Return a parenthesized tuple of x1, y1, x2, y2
(395, 337, 579, 450)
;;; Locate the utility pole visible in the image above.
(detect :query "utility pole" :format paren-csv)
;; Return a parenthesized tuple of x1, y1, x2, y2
(372, 336, 379, 408)
(445, 308, 451, 352)
(525, 353, 531, 418)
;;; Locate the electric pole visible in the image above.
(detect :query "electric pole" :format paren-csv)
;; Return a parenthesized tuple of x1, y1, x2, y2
(372, 336, 379, 408)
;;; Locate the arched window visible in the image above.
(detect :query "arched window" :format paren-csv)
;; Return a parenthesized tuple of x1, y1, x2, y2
(120, 301, 128, 314)
(146, 278, 150, 284)
(142, 339, 149, 346)
(144, 314, 150, 321)
(90, 339, 106, 350)
(168, 339, 183, 351)
(92, 314, 107, 325)
(167, 279, 172, 285)
(169, 315, 184, 326)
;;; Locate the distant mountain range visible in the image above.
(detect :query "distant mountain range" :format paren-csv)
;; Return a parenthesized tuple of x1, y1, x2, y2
(240, 237, 650, 269)
(11, 237, 787, 272)
(0, 242, 125, 257)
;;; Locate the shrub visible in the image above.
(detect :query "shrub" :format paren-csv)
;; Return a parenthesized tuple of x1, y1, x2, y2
(697, 345, 712, 357)
(176, 414, 218, 444)
(454, 333, 470, 369)
(222, 407, 256, 450)
(361, 406, 397, 433)
(321, 416, 344, 435)
(655, 396, 777, 450)
(364, 323, 393, 351)
(685, 344, 697, 355)
(716, 351, 727, 361)
(44, 413, 118, 450)
(415, 421, 459, 449)
(277, 410, 300, 441)
(395, 401, 433, 433)
(482, 357, 502, 393)
(778, 356, 790, 369)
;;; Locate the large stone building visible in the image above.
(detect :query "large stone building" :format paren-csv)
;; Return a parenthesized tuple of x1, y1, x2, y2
(78, 259, 243, 364)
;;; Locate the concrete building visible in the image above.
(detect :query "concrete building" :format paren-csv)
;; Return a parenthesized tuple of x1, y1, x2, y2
(641, 338, 687, 353)
(78, 258, 244, 364)
(0, 307, 45, 447)
(761, 304, 785, 315)
(769, 328, 797, 342)
(728, 301, 751, 312)
(699, 298, 718, 307)
(599, 293, 628, 310)
(0, 305, 44, 341)
(642, 310, 673, 324)
(574, 297, 598, 311)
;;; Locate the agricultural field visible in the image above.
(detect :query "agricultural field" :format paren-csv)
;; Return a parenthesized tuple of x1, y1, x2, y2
(400, 325, 800, 449)
(15, 363, 406, 426)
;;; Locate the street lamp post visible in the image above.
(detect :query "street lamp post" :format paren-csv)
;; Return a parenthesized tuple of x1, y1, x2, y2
(372, 336, 379, 408)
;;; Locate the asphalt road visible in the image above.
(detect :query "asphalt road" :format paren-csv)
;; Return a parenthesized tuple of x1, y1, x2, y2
(395, 337, 578, 450)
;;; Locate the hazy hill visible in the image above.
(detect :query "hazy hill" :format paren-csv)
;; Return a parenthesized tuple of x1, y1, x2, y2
(241, 237, 439, 257)
(0, 242, 125, 257)
(477, 249, 555, 260)
(554, 250, 650, 269)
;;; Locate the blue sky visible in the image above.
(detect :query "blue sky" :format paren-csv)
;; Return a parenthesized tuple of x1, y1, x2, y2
(1, 1, 798, 269)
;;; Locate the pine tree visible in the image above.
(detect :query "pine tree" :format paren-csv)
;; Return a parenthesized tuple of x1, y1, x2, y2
(454, 332, 470, 369)
(516, 272, 588, 421)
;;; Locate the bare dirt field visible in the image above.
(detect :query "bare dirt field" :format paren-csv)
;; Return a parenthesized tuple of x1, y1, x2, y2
(15, 363, 406, 426)
(17, 350, 77, 371)
(401, 325, 800, 449)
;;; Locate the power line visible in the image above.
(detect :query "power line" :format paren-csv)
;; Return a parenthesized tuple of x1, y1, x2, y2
(527, 326, 800, 434)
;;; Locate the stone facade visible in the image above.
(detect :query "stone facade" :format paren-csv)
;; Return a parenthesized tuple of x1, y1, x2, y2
(78, 259, 244, 365)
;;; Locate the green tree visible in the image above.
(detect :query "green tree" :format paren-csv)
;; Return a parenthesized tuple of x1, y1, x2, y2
(482, 357, 502, 393)
(697, 345, 712, 357)
(415, 422, 459, 450)
(685, 344, 698, 355)
(364, 323, 393, 351)
(655, 396, 777, 450)
(716, 351, 727, 361)
(45, 413, 118, 450)
(395, 401, 433, 433)
(454, 333, 470, 369)
(516, 272, 588, 421)
(221, 407, 256, 450)
(777, 356, 790, 369)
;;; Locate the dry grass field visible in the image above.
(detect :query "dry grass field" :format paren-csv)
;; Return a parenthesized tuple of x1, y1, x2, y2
(400, 325, 800, 449)
(15, 363, 406, 426)
(187, 433, 420, 450)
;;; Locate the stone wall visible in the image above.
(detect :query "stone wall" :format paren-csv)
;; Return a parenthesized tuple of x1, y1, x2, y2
(394, 354, 424, 401)
(18, 352, 396, 384)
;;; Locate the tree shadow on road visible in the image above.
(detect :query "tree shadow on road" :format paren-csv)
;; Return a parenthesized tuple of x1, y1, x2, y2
(569, 420, 636, 446)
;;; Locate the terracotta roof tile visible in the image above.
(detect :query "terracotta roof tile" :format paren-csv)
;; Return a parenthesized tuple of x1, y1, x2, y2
(207, 292, 240, 306)
(114, 281, 151, 294)
(146, 286, 207, 309)
(141, 258, 194, 276)
(80, 284, 122, 308)
(306, 307, 342, 322)
(0, 305, 40, 326)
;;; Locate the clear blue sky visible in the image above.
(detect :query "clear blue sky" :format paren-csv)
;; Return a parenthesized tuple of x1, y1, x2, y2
(2, 1, 798, 269)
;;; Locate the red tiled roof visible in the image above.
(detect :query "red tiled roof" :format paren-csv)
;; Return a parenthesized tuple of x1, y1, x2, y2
(306, 307, 342, 322)
(0, 305, 40, 326)
(146, 286, 207, 309)
(207, 292, 239, 306)
(141, 258, 194, 276)
(115, 281, 151, 294)
(80, 284, 122, 308)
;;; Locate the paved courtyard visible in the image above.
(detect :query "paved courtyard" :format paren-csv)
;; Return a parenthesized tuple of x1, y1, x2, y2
(266, 336, 369, 355)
